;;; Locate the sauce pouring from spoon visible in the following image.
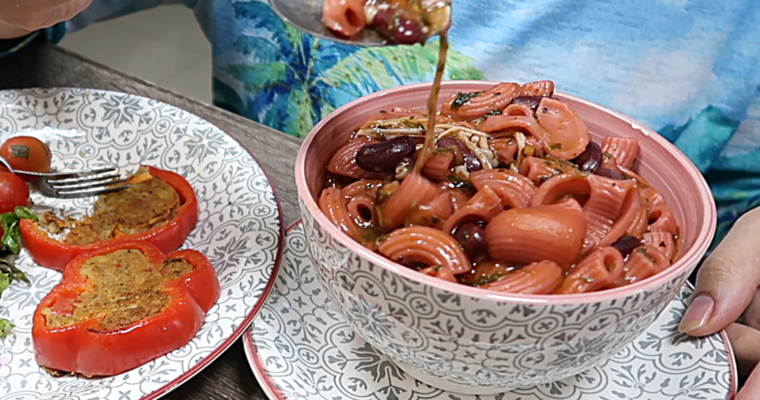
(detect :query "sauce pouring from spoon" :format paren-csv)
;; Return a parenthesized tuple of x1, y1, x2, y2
(269, 0, 452, 175)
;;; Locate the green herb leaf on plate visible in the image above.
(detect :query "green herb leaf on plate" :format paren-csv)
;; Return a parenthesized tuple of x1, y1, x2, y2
(1, 254, 29, 285)
(0, 319, 13, 338)
(1, 206, 37, 255)
(14, 206, 38, 222)
(0, 272, 8, 296)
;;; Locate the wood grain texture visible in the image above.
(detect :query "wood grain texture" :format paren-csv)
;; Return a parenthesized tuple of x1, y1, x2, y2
(0, 43, 302, 400)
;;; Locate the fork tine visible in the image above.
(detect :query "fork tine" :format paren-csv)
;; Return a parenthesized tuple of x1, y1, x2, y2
(46, 172, 121, 185)
(49, 178, 129, 191)
(54, 184, 132, 199)
(18, 167, 118, 180)
(1, 155, 119, 180)
(33, 167, 120, 181)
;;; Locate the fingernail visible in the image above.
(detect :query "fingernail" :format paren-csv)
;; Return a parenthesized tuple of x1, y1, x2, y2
(678, 295, 714, 333)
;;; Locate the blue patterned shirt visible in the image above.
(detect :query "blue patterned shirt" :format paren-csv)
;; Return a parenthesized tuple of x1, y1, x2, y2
(22, 0, 760, 245)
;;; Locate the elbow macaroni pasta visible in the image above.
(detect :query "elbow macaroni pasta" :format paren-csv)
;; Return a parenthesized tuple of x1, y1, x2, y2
(318, 81, 681, 295)
(322, 0, 368, 38)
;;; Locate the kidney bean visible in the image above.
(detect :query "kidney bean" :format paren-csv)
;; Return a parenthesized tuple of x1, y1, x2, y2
(454, 223, 488, 261)
(437, 136, 482, 172)
(573, 141, 602, 172)
(594, 167, 627, 180)
(407, 136, 426, 146)
(371, 9, 424, 45)
(509, 96, 545, 112)
(356, 136, 417, 172)
(612, 235, 643, 258)
(370, 8, 393, 27)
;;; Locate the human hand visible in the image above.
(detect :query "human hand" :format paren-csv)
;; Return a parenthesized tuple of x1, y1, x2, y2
(679, 207, 760, 399)
(0, 0, 93, 39)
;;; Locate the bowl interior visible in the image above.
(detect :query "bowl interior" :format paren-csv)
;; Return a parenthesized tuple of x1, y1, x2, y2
(298, 81, 716, 303)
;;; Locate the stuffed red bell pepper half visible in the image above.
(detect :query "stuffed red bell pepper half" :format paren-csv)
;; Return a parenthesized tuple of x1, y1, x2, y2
(20, 166, 198, 271)
(32, 241, 220, 376)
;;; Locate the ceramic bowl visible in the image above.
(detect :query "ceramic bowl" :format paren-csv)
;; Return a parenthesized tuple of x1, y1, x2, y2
(294, 81, 717, 394)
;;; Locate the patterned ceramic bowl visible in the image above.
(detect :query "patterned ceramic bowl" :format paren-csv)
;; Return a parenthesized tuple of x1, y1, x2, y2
(294, 81, 717, 395)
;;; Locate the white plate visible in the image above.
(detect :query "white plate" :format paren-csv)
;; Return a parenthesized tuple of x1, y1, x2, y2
(0, 88, 283, 400)
(245, 221, 737, 400)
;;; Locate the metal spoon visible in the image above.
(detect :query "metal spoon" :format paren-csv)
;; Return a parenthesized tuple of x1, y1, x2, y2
(268, 0, 390, 47)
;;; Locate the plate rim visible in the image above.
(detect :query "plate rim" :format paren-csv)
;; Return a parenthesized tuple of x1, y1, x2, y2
(0, 87, 287, 400)
(243, 219, 738, 400)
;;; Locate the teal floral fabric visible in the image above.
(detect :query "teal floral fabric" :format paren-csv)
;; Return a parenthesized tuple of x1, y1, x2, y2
(24, 0, 760, 245)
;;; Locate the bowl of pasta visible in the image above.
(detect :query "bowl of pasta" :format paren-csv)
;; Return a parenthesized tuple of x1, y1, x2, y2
(295, 80, 716, 394)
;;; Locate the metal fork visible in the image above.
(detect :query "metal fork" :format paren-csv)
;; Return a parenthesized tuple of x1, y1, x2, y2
(0, 156, 131, 199)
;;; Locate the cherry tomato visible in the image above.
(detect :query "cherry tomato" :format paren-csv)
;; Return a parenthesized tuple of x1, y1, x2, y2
(0, 136, 52, 181)
(0, 172, 29, 214)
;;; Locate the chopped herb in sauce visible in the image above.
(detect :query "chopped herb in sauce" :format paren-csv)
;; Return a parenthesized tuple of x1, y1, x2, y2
(363, 228, 382, 243)
(634, 247, 657, 262)
(472, 272, 504, 287)
(411, 262, 430, 271)
(472, 109, 503, 124)
(451, 91, 482, 110)
(447, 175, 465, 184)
(400, 119, 424, 130)
(445, 175, 475, 191)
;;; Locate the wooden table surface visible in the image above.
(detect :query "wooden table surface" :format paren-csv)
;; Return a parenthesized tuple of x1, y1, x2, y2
(0, 42, 302, 400)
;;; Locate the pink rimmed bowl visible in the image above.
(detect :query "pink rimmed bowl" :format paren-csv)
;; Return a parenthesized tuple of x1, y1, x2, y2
(295, 81, 717, 394)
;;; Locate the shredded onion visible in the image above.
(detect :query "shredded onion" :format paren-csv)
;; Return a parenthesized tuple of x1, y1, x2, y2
(514, 131, 527, 168)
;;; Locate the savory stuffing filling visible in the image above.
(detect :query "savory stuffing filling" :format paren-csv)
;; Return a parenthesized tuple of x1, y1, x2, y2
(42, 249, 194, 331)
(40, 169, 181, 245)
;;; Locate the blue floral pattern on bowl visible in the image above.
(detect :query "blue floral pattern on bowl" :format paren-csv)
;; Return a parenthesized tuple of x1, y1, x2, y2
(246, 221, 734, 400)
(298, 198, 722, 394)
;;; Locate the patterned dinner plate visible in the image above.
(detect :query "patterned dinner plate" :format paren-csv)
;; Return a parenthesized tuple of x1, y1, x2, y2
(0, 88, 283, 400)
(244, 221, 737, 400)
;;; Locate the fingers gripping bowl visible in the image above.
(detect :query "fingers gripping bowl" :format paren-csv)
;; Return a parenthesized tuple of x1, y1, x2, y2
(295, 81, 717, 394)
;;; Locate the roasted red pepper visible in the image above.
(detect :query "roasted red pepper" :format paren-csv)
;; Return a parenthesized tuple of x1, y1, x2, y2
(32, 241, 220, 377)
(20, 166, 198, 271)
